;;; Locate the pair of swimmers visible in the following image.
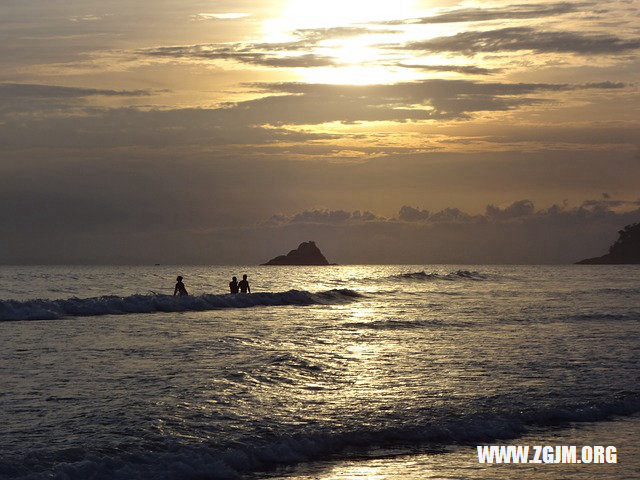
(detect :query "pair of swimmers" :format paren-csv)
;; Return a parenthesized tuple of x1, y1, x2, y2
(173, 274, 251, 296)
(229, 275, 250, 294)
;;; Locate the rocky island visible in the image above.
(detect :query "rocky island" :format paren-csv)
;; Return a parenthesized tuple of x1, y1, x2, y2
(577, 222, 640, 264)
(262, 241, 335, 265)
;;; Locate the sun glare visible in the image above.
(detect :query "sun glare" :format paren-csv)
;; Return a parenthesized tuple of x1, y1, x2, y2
(300, 65, 421, 85)
(260, 0, 424, 84)
(267, 0, 418, 31)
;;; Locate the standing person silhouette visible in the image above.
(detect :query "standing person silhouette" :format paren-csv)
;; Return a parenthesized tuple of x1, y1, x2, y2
(229, 276, 239, 294)
(174, 276, 188, 296)
(238, 274, 251, 293)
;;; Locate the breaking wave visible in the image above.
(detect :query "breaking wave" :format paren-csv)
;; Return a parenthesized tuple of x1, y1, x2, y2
(388, 270, 488, 281)
(0, 289, 362, 322)
(8, 393, 640, 479)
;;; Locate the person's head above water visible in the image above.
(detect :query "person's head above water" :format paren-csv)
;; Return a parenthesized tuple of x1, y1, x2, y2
(232, 276, 237, 282)
(176, 276, 183, 282)
(242, 274, 247, 280)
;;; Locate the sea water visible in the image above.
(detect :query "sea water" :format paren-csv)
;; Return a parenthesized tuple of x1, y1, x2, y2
(0, 265, 639, 479)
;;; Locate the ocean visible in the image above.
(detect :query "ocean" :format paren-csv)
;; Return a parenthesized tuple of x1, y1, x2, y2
(0, 265, 639, 479)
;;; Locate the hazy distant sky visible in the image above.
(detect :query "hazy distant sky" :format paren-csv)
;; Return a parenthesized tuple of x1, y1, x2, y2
(1, 0, 639, 263)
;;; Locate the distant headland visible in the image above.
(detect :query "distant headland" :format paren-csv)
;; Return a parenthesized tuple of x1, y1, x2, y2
(262, 241, 336, 266)
(577, 222, 640, 264)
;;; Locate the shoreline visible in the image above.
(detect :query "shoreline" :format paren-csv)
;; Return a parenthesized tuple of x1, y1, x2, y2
(260, 414, 640, 480)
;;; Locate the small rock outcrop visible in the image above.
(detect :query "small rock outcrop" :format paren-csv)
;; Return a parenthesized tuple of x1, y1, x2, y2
(262, 241, 333, 265)
(577, 222, 640, 264)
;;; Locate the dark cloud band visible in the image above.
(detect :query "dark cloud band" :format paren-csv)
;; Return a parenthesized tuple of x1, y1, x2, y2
(378, 2, 593, 25)
(401, 27, 640, 55)
(0, 83, 151, 98)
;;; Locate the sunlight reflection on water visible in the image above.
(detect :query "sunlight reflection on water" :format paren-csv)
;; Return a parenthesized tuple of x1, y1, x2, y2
(0, 265, 638, 479)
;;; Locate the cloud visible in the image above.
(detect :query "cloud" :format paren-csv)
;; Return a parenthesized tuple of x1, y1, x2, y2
(68, 15, 102, 23)
(581, 198, 640, 209)
(244, 54, 339, 68)
(140, 27, 386, 68)
(293, 26, 393, 41)
(429, 208, 474, 223)
(389, 206, 476, 223)
(380, 2, 590, 25)
(0, 83, 154, 116)
(198, 199, 640, 265)
(243, 200, 640, 264)
(10, 200, 632, 264)
(256, 79, 624, 97)
(267, 209, 382, 225)
(143, 44, 340, 68)
(2, 140, 640, 264)
(401, 27, 640, 55)
(239, 79, 626, 124)
(1, 79, 630, 149)
(0, 83, 151, 98)
(398, 205, 430, 222)
(0, 104, 338, 149)
(192, 13, 250, 20)
(271, 198, 639, 227)
(396, 64, 501, 75)
(485, 199, 535, 220)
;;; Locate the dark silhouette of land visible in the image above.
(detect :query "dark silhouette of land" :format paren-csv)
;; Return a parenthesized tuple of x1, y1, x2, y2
(262, 241, 335, 265)
(577, 222, 640, 264)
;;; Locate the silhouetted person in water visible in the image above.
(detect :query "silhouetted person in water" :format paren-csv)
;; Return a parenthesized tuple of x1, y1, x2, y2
(229, 276, 239, 294)
(238, 274, 251, 293)
(174, 276, 188, 296)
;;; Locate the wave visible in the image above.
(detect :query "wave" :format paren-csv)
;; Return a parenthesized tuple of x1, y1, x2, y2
(576, 287, 640, 296)
(345, 309, 640, 332)
(10, 392, 640, 479)
(493, 310, 640, 326)
(346, 317, 448, 330)
(387, 270, 488, 281)
(0, 289, 362, 322)
(560, 311, 640, 322)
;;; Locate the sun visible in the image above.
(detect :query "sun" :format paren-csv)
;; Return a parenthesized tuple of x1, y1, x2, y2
(260, 0, 423, 84)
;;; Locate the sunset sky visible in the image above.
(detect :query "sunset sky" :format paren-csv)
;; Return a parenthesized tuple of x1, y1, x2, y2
(2, 0, 639, 264)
